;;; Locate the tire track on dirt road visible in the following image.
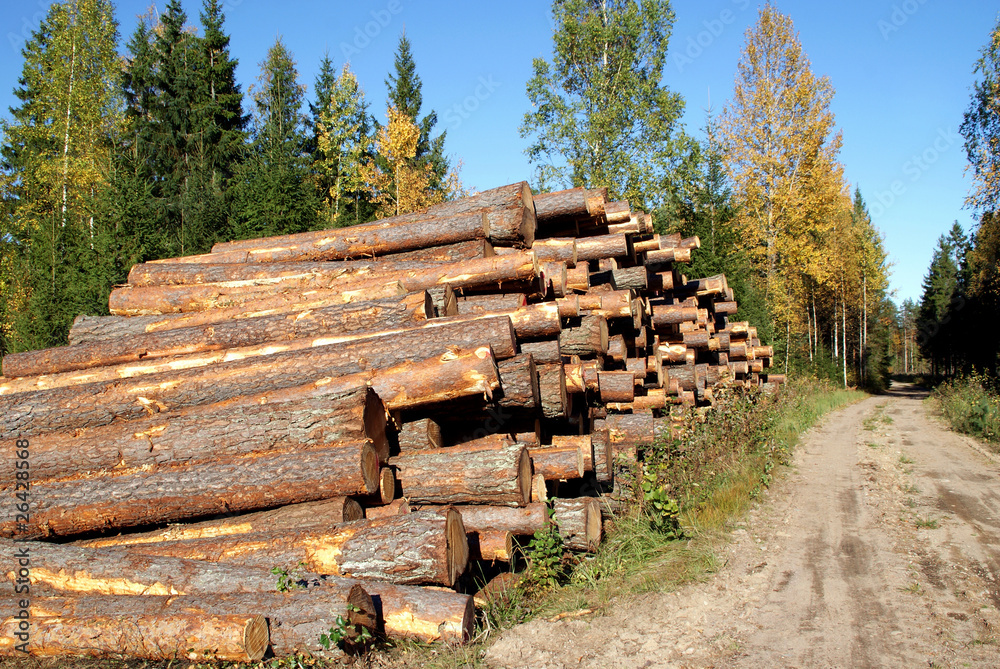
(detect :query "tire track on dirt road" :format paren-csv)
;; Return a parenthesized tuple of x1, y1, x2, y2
(486, 383, 1000, 668)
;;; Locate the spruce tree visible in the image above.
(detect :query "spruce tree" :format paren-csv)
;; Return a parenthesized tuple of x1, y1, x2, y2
(385, 33, 449, 192)
(229, 38, 318, 239)
(197, 0, 247, 182)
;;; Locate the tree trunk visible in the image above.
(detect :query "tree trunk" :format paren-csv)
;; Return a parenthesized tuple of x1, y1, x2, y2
(598, 371, 635, 403)
(391, 443, 531, 506)
(77, 498, 365, 549)
(576, 233, 628, 260)
(651, 304, 699, 327)
(527, 445, 584, 480)
(590, 427, 613, 483)
(551, 435, 594, 473)
(8, 293, 431, 378)
(206, 211, 490, 262)
(468, 530, 513, 561)
(1, 386, 389, 482)
(456, 294, 526, 314)
(0, 587, 377, 658)
(1, 318, 512, 436)
(497, 354, 540, 409)
(559, 315, 608, 357)
(519, 339, 561, 365)
(359, 581, 474, 644)
(397, 417, 443, 451)
(422, 181, 535, 247)
(103, 509, 467, 587)
(0, 613, 268, 661)
(418, 503, 549, 535)
(552, 498, 602, 551)
(532, 187, 605, 222)
(537, 363, 568, 418)
(381, 238, 494, 263)
(532, 238, 578, 266)
(3, 443, 380, 539)
(364, 498, 410, 519)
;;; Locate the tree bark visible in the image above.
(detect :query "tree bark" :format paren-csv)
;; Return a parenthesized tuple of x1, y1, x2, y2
(468, 530, 513, 562)
(455, 293, 526, 314)
(418, 502, 549, 535)
(552, 498, 602, 552)
(1, 318, 512, 436)
(576, 233, 628, 260)
(398, 417, 443, 451)
(1, 385, 389, 482)
(380, 238, 494, 263)
(528, 445, 584, 480)
(551, 435, 594, 473)
(497, 354, 540, 409)
(66, 292, 429, 348)
(559, 315, 608, 357)
(598, 371, 635, 403)
(532, 238, 577, 266)
(421, 181, 535, 247)
(8, 293, 431, 379)
(652, 304, 699, 327)
(391, 443, 530, 506)
(364, 498, 410, 519)
(532, 187, 605, 222)
(207, 211, 490, 262)
(520, 340, 562, 365)
(590, 427, 613, 483)
(537, 363, 568, 419)
(0, 613, 269, 661)
(2, 443, 380, 539)
(77, 498, 365, 549)
(113, 510, 466, 587)
(359, 581, 474, 644)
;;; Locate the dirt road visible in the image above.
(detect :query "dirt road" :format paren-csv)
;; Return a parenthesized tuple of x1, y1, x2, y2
(486, 383, 1000, 668)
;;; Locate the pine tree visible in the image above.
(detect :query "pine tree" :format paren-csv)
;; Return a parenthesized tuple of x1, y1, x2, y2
(385, 33, 449, 192)
(521, 0, 694, 213)
(228, 38, 318, 239)
(918, 231, 963, 375)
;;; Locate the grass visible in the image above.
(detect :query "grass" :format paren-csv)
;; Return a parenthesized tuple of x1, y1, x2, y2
(915, 517, 940, 530)
(932, 373, 1000, 446)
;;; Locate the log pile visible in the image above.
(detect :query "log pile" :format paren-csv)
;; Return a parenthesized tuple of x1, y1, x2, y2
(0, 182, 776, 659)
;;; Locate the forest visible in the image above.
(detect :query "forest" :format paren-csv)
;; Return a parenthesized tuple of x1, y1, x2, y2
(0, 0, 995, 390)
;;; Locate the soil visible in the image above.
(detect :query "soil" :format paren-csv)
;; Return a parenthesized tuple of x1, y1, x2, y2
(485, 382, 1000, 668)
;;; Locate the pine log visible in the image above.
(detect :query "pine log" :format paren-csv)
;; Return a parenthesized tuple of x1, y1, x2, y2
(591, 427, 613, 483)
(112, 253, 538, 316)
(666, 363, 699, 392)
(559, 315, 608, 357)
(205, 211, 490, 260)
(0, 588, 377, 658)
(362, 467, 397, 506)
(382, 238, 495, 263)
(8, 293, 431, 379)
(712, 300, 738, 315)
(598, 371, 635, 403)
(632, 235, 661, 253)
(626, 357, 649, 385)
(603, 201, 631, 223)
(652, 304, 699, 327)
(528, 445, 584, 480)
(0, 539, 366, 597)
(1, 317, 511, 436)
(683, 330, 713, 349)
(423, 181, 536, 247)
(469, 530, 514, 561)
(2, 443, 380, 539)
(537, 363, 568, 418)
(398, 417, 444, 451)
(542, 261, 569, 297)
(360, 582, 474, 644)
(610, 267, 649, 291)
(365, 498, 410, 519)
(606, 334, 627, 361)
(497, 354, 541, 409)
(109, 277, 407, 316)
(109, 509, 468, 587)
(532, 187, 604, 221)
(660, 343, 689, 364)
(520, 339, 561, 365)
(648, 270, 675, 292)
(553, 498, 602, 551)
(576, 233, 628, 260)
(391, 443, 531, 506)
(0, 385, 389, 482)
(77, 498, 365, 549)
(565, 265, 591, 292)
(532, 238, 578, 266)
(419, 502, 549, 535)
(552, 435, 594, 473)
(456, 293, 526, 314)
(645, 247, 692, 264)
(0, 614, 269, 661)
(66, 291, 429, 349)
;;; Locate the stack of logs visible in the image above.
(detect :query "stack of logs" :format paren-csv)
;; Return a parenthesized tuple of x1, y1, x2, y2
(0, 181, 779, 660)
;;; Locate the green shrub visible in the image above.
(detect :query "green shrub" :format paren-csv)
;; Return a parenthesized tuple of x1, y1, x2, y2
(933, 374, 1000, 444)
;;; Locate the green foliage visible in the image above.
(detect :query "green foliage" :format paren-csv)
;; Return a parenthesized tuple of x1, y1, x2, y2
(933, 374, 1000, 446)
(271, 561, 307, 592)
(318, 604, 373, 651)
(520, 511, 566, 592)
(521, 0, 695, 213)
(640, 474, 681, 537)
(961, 16, 1000, 212)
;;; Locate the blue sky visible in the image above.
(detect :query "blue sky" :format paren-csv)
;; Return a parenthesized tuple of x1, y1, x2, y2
(1, 0, 997, 305)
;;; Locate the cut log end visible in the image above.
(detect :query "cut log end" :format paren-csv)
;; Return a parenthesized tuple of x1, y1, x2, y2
(364, 388, 392, 462)
(518, 447, 533, 506)
(347, 584, 379, 631)
(244, 614, 270, 661)
(446, 508, 470, 586)
(361, 443, 380, 494)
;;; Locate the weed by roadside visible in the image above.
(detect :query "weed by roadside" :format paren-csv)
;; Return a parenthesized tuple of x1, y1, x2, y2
(932, 374, 1000, 446)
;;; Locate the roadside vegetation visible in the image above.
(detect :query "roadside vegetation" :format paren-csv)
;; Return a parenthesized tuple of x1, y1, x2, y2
(931, 374, 1000, 447)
